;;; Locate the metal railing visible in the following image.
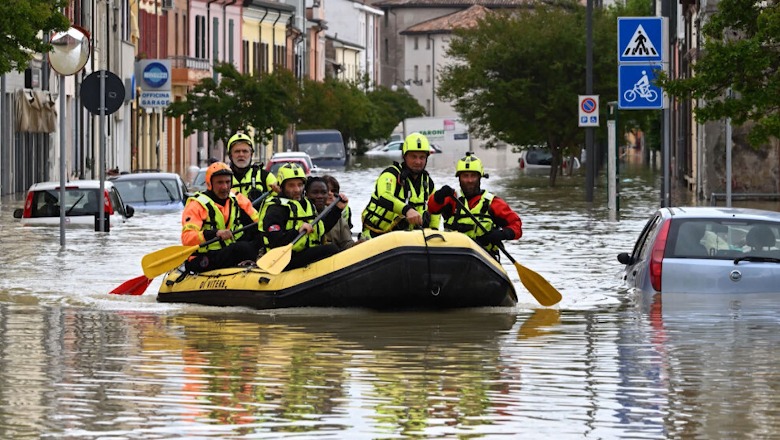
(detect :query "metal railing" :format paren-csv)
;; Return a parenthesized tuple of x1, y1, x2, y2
(710, 193, 780, 206)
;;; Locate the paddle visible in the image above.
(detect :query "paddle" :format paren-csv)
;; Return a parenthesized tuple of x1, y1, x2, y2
(256, 197, 343, 275)
(451, 196, 562, 307)
(109, 191, 271, 295)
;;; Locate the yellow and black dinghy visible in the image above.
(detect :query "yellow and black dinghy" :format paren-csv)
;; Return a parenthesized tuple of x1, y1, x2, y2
(157, 229, 518, 310)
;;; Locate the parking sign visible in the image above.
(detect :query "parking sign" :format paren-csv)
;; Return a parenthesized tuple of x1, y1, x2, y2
(578, 95, 599, 127)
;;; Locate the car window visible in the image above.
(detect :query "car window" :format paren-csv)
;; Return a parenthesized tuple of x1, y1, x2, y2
(114, 179, 180, 203)
(31, 190, 62, 217)
(62, 189, 100, 216)
(667, 219, 780, 259)
(632, 214, 661, 262)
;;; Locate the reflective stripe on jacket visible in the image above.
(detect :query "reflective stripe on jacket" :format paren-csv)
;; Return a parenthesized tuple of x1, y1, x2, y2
(182, 193, 243, 252)
(361, 163, 439, 234)
(261, 197, 324, 252)
(446, 191, 499, 253)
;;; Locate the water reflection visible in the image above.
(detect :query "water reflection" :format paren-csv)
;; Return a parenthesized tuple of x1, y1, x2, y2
(2, 155, 780, 438)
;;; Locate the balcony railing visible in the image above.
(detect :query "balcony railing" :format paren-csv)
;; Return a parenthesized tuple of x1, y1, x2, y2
(169, 56, 210, 71)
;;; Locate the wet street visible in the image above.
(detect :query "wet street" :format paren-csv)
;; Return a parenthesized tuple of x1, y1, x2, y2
(1, 150, 780, 438)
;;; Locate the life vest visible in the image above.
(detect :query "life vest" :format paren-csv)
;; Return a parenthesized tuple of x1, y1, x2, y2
(446, 191, 499, 252)
(362, 163, 436, 234)
(261, 196, 324, 252)
(183, 193, 244, 252)
(232, 164, 273, 200)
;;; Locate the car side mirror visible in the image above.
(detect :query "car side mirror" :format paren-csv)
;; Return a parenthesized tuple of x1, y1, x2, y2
(617, 252, 633, 265)
(13, 208, 23, 219)
(125, 204, 135, 218)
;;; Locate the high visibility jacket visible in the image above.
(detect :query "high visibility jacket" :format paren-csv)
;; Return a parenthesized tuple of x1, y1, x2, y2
(446, 191, 500, 253)
(361, 163, 440, 234)
(261, 196, 324, 252)
(232, 164, 277, 201)
(182, 193, 245, 253)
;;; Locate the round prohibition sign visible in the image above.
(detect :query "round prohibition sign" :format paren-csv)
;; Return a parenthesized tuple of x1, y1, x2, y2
(581, 97, 597, 114)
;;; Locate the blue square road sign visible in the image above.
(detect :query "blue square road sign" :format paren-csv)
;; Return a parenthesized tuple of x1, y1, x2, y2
(618, 17, 665, 64)
(618, 64, 664, 110)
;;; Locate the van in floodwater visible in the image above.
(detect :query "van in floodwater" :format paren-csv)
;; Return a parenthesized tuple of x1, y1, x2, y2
(294, 129, 348, 168)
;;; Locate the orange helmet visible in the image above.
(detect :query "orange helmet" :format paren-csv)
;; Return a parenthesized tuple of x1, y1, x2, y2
(205, 161, 233, 190)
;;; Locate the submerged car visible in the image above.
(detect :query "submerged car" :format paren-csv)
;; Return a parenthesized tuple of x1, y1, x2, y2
(618, 207, 780, 295)
(265, 152, 316, 176)
(517, 146, 580, 172)
(13, 180, 134, 227)
(364, 140, 442, 158)
(109, 172, 189, 211)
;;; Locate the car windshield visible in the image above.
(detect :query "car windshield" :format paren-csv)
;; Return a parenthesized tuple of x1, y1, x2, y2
(299, 142, 345, 160)
(30, 188, 101, 217)
(113, 179, 179, 204)
(192, 170, 206, 188)
(525, 148, 553, 165)
(668, 219, 780, 259)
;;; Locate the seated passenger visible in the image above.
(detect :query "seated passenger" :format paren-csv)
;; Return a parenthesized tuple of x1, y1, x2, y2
(181, 162, 260, 273)
(675, 222, 708, 257)
(260, 163, 348, 271)
(320, 174, 355, 251)
(745, 225, 777, 253)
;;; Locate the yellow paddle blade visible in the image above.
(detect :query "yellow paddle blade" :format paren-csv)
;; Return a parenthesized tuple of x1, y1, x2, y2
(514, 262, 562, 307)
(256, 243, 293, 275)
(141, 244, 198, 279)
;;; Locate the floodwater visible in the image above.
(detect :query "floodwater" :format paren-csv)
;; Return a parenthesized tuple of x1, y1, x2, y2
(2, 150, 780, 439)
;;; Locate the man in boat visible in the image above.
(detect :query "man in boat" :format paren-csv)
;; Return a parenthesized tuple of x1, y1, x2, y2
(181, 162, 261, 272)
(361, 132, 440, 238)
(260, 163, 349, 271)
(226, 131, 280, 245)
(427, 152, 522, 259)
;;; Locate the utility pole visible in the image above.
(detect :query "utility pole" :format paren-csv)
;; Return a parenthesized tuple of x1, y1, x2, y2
(585, 0, 594, 202)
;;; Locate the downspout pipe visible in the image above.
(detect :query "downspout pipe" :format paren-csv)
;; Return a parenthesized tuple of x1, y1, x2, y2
(259, 6, 269, 72)
(223, 0, 237, 65)
(272, 10, 281, 67)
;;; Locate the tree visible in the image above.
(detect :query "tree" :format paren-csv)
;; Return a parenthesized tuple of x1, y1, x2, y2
(438, 1, 617, 185)
(0, 0, 70, 75)
(657, 0, 779, 146)
(165, 63, 298, 147)
(365, 85, 426, 151)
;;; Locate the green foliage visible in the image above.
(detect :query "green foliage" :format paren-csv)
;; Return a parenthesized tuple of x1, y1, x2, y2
(168, 65, 424, 153)
(0, 0, 70, 75)
(294, 76, 424, 153)
(165, 63, 298, 147)
(438, 1, 618, 183)
(366, 85, 426, 140)
(657, 0, 780, 145)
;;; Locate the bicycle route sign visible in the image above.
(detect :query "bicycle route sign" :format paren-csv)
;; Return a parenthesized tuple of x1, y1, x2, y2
(617, 17, 667, 110)
(618, 65, 663, 110)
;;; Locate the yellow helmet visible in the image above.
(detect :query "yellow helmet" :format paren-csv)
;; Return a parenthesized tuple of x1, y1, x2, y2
(455, 152, 485, 177)
(402, 132, 431, 155)
(277, 162, 307, 186)
(226, 132, 254, 154)
(205, 161, 234, 190)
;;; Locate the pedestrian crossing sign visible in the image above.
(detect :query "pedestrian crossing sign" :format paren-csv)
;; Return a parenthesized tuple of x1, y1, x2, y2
(618, 17, 665, 64)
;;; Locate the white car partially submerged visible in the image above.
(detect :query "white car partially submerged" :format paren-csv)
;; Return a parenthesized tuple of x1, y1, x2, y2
(13, 180, 134, 228)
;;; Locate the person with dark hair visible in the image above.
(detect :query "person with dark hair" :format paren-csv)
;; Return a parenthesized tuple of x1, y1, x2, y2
(260, 164, 348, 271)
(313, 175, 358, 250)
(181, 162, 260, 273)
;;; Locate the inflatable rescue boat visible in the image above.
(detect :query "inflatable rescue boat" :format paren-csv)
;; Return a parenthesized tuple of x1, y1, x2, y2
(157, 229, 518, 310)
